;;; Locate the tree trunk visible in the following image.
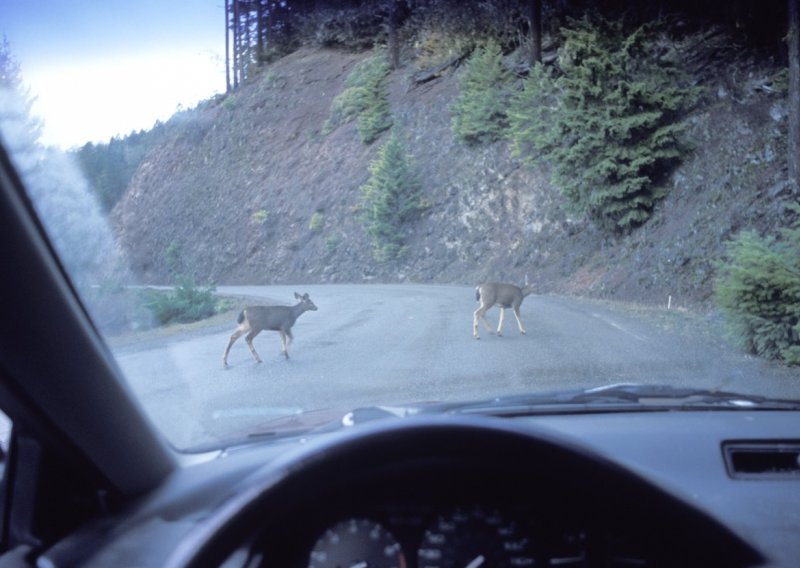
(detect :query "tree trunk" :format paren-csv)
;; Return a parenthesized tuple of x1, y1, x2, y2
(789, 0, 800, 194)
(528, 0, 543, 67)
(388, 0, 401, 70)
(225, 0, 232, 92)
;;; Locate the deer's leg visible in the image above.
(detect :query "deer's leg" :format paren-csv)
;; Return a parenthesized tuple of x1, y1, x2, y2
(245, 330, 262, 363)
(278, 331, 290, 359)
(513, 305, 526, 335)
(474, 306, 494, 339)
(497, 308, 506, 337)
(223, 327, 248, 367)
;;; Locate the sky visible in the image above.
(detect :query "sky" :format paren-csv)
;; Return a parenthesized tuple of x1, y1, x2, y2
(1, 1, 227, 149)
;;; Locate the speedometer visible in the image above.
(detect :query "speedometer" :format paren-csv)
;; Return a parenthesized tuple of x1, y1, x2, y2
(308, 518, 407, 568)
(417, 506, 535, 568)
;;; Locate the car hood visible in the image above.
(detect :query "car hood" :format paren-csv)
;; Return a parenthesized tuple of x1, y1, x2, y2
(200, 383, 800, 453)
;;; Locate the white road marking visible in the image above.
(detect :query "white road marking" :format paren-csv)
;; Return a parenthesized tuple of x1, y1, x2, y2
(590, 313, 649, 343)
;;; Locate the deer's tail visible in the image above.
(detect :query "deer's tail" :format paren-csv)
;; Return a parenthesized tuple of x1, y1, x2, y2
(236, 310, 246, 325)
(475, 286, 481, 302)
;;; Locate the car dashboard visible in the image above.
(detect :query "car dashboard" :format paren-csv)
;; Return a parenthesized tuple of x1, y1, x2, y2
(36, 408, 800, 568)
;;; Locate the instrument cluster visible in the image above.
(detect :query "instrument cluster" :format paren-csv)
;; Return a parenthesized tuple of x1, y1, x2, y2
(305, 504, 589, 568)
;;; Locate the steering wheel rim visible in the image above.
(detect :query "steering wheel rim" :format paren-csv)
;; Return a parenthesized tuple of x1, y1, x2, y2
(164, 415, 761, 568)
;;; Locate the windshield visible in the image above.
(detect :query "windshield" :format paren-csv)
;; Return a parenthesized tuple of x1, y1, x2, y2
(2, 0, 799, 451)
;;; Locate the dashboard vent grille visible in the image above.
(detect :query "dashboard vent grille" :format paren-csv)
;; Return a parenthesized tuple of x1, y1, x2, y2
(723, 442, 800, 479)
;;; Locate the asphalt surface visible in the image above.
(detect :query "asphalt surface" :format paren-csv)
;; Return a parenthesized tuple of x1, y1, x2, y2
(110, 284, 800, 449)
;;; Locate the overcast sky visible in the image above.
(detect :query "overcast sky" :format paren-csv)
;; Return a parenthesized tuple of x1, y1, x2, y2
(1, 1, 226, 149)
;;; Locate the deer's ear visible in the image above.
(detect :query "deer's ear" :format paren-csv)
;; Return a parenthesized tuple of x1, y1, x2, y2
(294, 292, 301, 299)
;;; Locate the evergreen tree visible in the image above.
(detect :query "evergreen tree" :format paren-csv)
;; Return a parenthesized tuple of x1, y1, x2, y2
(508, 17, 699, 232)
(0, 38, 143, 332)
(325, 51, 392, 144)
(715, 225, 800, 365)
(360, 130, 426, 261)
(0, 36, 42, 155)
(789, 0, 800, 193)
(1, 36, 22, 88)
(74, 131, 152, 212)
(451, 39, 514, 144)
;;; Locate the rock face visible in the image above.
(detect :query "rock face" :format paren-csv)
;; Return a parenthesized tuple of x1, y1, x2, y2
(112, 41, 793, 311)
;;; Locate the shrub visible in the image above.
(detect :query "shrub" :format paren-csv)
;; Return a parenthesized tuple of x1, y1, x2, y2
(714, 228, 800, 365)
(221, 96, 237, 111)
(508, 17, 699, 232)
(250, 209, 269, 225)
(325, 235, 339, 254)
(296, 5, 383, 50)
(325, 52, 392, 144)
(413, 29, 473, 70)
(451, 40, 514, 144)
(147, 242, 220, 325)
(309, 212, 324, 231)
(360, 131, 427, 262)
(144, 276, 218, 325)
(406, 0, 520, 62)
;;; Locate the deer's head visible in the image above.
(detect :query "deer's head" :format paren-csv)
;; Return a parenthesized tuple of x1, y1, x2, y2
(295, 292, 318, 311)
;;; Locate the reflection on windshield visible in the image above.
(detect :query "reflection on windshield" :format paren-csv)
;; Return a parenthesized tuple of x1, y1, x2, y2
(0, 83, 152, 337)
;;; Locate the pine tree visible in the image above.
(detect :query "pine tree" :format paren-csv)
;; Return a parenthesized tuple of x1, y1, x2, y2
(325, 52, 392, 144)
(509, 18, 698, 232)
(0, 36, 42, 155)
(360, 131, 426, 261)
(451, 40, 514, 144)
(715, 226, 800, 365)
(0, 37, 144, 333)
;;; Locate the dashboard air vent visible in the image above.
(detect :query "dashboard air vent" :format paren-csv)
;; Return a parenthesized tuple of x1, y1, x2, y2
(723, 442, 800, 479)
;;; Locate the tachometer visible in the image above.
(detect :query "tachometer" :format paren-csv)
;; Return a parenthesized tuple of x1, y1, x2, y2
(308, 518, 407, 568)
(417, 506, 535, 568)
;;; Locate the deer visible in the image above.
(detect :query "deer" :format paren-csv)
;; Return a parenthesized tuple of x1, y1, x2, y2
(223, 292, 318, 367)
(473, 281, 535, 340)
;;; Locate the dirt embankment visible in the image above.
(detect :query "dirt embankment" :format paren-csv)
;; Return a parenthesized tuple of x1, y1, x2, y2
(112, 35, 794, 312)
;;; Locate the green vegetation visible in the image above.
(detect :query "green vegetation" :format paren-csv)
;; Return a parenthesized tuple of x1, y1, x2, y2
(360, 131, 427, 262)
(451, 40, 513, 144)
(221, 95, 238, 111)
(325, 235, 339, 254)
(74, 133, 154, 212)
(413, 29, 473, 70)
(144, 242, 221, 325)
(324, 52, 392, 144)
(251, 209, 269, 225)
(407, 1, 518, 62)
(143, 276, 219, 325)
(309, 211, 324, 231)
(508, 17, 699, 232)
(714, 225, 800, 365)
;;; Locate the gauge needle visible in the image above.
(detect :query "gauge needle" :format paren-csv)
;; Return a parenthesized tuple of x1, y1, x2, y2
(464, 555, 485, 568)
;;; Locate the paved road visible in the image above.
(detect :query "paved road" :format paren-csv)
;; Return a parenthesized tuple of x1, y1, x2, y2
(110, 284, 800, 449)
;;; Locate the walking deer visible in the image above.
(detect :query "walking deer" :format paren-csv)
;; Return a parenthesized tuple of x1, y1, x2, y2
(473, 282, 535, 339)
(223, 292, 318, 367)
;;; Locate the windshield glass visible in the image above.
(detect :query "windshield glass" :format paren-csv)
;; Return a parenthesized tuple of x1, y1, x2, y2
(2, 0, 799, 451)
